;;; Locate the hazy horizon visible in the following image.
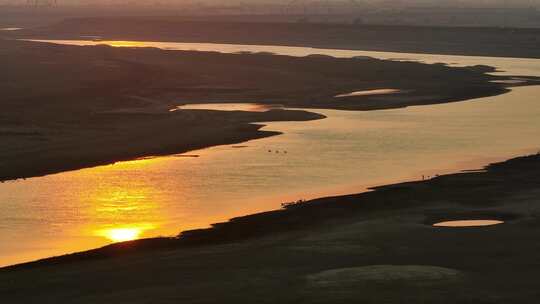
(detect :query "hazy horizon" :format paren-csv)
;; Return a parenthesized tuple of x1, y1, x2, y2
(1, 0, 539, 9)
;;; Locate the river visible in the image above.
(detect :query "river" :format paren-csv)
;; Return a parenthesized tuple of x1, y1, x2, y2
(1, 40, 539, 266)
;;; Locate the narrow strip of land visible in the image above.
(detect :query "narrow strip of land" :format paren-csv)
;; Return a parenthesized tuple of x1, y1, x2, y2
(9, 18, 540, 59)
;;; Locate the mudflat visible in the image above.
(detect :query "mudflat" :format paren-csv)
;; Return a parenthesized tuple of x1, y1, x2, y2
(2, 39, 532, 181)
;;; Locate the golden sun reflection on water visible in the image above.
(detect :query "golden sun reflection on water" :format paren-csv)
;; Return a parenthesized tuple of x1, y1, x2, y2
(89, 182, 160, 242)
(103, 227, 141, 242)
(81, 157, 166, 243)
(96, 224, 156, 242)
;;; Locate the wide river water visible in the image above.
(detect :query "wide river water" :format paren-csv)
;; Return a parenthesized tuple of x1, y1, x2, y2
(1, 40, 540, 266)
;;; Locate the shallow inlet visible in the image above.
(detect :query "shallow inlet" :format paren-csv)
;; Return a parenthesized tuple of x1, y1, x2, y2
(433, 220, 504, 227)
(1, 41, 540, 267)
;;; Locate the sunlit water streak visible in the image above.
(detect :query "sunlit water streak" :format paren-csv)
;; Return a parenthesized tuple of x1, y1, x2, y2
(1, 40, 540, 266)
(433, 220, 504, 227)
(173, 103, 283, 112)
(335, 89, 403, 98)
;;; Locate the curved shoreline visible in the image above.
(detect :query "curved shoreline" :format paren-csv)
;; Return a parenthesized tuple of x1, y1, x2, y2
(2, 39, 537, 182)
(3, 152, 539, 269)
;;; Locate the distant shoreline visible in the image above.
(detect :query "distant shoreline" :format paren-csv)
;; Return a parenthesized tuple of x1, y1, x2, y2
(9, 18, 540, 59)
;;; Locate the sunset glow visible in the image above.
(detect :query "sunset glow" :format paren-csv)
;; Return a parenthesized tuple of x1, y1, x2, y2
(96, 223, 156, 242)
(3, 7, 540, 301)
(104, 227, 142, 242)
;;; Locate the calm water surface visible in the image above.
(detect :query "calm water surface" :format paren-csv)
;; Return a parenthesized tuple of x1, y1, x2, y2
(1, 41, 540, 266)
